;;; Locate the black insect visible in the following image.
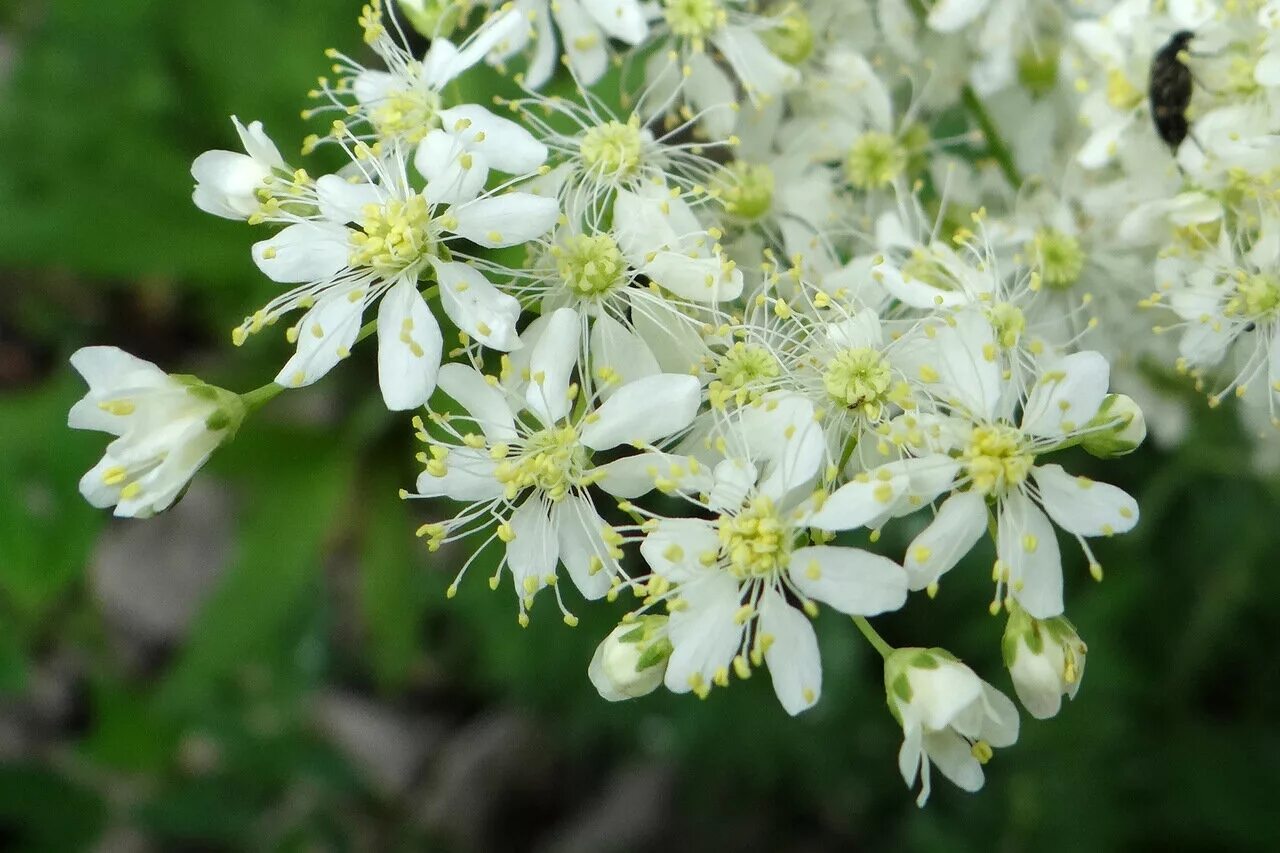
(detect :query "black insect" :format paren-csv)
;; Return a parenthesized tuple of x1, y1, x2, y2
(1149, 30, 1195, 151)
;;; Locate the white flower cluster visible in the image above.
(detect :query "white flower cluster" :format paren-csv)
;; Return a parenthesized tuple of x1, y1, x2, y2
(67, 0, 1280, 804)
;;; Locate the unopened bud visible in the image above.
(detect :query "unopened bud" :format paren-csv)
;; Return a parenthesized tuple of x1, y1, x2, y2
(1082, 394, 1146, 458)
(588, 617, 671, 702)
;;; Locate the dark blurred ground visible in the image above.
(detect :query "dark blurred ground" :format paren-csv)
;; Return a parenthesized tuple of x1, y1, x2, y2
(1, 2, 1279, 851)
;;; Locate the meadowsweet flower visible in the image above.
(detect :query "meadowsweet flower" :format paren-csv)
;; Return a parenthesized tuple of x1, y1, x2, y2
(884, 647, 1020, 806)
(643, 0, 801, 136)
(410, 309, 702, 622)
(68, 347, 246, 519)
(631, 396, 909, 714)
(306, 1, 544, 200)
(227, 142, 556, 409)
(191, 117, 288, 220)
(1002, 603, 1087, 719)
(483, 0, 649, 88)
(873, 313, 1142, 617)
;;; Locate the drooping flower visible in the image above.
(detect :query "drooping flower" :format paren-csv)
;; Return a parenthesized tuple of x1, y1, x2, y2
(68, 347, 247, 518)
(1002, 603, 1087, 719)
(884, 647, 1020, 806)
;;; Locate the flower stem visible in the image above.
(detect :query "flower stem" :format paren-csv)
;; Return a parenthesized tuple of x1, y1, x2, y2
(240, 382, 284, 412)
(852, 616, 894, 659)
(960, 85, 1023, 189)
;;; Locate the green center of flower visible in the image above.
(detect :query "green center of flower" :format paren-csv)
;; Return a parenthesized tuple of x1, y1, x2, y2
(370, 86, 441, 144)
(663, 0, 725, 39)
(1017, 43, 1060, 98)
(715, 342, 780, 392)
(718, 496, 791, 579)
(556, 233, 627, 298)
(845, 132, 909, 190)
(987, 302, 1027, 350)
(964, 424, 1033, 496)
(762, 7, 814, 65)
(494, 426, 585, 502)
(350, 194, 434, 273)
(823, 347, 892, 417)
(718, 161, 776, 221)
(901, 250, 959, 291)
(1029, 228, 1085, 290)
(579, 120, 645, 180)
(1228, 272, 1280, 321)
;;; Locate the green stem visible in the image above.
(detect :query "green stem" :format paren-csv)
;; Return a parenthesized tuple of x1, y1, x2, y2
(852, 616, 894, 659)
(960, 85, 1023, 189)
(240, 382, 284, 412)
(836, 432, 858, 476)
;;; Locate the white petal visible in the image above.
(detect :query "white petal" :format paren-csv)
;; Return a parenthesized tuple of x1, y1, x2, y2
(424, 10, 525, 86)
(1031, 464, 1139, 537)
(593, 452, 702, 499)
(376, 277, 443, 411)
(417, 130, 490, 206)
(436, 363, 518, 442)
(190, 151, 269, 219)
(580, 0, 648, 43)
(415, 447, 503, 501)
(252, 222, 350, 284)
(275, 288, 365, 388)
(554, 0, 608, 84)
(684, 51, 737, 138)
(738, 395, 825, 500)
(923, 731, 984, 793)
(1021, 351, 1110, 438)
(315, 175, 383, 224)
(588, 313, 661, 396)
(580, 374, 700, 450)
(431, 259, 522, 351)
(926, 0, 992, 31)
(553, 495, 616, 600)
(507, 497, 558, 598)
(978, 682, 1021, 747)
(438, 104, 548, 174)
(788, 546, 908, 616)
(448, 192, 558, 247)
(759, 589, 822, 715)
(903, 490, 988, 591)
(664, 573, 742, 694)
(69, 346, 166, 396)
(906, 659, 983, 731)
(713, 26, 799, 99)
(641, 251, 744, 303)
(639, 518, 718, 584)
(232, 117, 285, 169)
(998, 491, 1064, 619)
(524, 307, 581, 424)
(707, 459, 758, 513)
(807, 470, 909, 531)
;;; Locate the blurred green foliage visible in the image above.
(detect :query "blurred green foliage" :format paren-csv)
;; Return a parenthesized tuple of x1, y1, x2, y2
(1, 1, 1278, 851)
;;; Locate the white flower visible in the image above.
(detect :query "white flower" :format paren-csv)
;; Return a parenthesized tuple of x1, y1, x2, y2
(307, 1, 545, 204)
(1155, 215, 1280, 420)
(1002, 604, 1087, 719)
(631, 395, 909, 714)
(483, 0, 649, 88)
(68, 347, 246, 519)
(234, 143, 557, 410)
(191, 117, 287, 220)
(411, 309, 702, 622)
(643, 0, 801, 137)
(885, 647, 1020, 807)
(871, 313, 1142, 618)
(588, 617, 671, 701)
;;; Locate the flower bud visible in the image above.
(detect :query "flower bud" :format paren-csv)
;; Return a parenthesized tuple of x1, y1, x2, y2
(588, 617, 671, 702)
(1002, 605, 1087, 719)
(68, 347, 247, 518)
(1082, 394, 1146, 458)
(884, 647, 1019, 806)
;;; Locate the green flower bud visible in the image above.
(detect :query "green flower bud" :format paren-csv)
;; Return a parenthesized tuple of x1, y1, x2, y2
(588, 617, 671, 701)
(1002, 604, 1086, 719)
(1082, 393, 1146, 458)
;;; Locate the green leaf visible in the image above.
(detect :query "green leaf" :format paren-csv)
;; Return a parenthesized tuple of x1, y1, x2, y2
(156, 423, 353, 711)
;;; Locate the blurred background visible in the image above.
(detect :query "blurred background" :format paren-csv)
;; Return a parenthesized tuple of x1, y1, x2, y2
(1, 1, 1278, 850)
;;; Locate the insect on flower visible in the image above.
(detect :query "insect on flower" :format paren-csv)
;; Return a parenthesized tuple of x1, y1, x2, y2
(1149, 30, 1195, 152)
